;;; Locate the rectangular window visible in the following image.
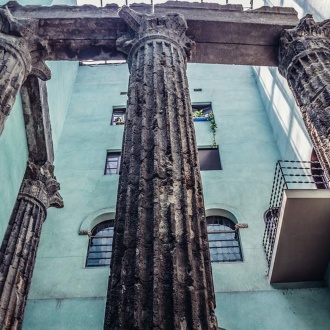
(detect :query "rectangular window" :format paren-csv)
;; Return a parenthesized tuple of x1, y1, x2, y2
(111, 107, 126, 125)
(192, 103, 212, 120)
(105, 152, 121, 175)
(198, 146, 222, 170)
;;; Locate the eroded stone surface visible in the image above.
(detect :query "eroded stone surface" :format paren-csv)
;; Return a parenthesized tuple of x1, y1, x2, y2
(0, 161, 62, 330)
(0, 7, 50, 135)
(104, 6, 217, 330)
(279, 15, 330, 182)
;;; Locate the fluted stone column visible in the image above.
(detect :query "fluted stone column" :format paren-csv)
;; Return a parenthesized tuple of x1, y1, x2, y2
(279, 15, 330, 181)
(0, 8, 50, 135)
(104, 7, 218, 330)
(0, 162, 63, 330)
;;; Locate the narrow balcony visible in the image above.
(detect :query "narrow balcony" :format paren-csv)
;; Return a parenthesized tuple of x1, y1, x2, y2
(263, 160, 330, 284)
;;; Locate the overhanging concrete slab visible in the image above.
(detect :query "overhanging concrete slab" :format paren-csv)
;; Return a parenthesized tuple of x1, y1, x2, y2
(269, 189, 330, 283)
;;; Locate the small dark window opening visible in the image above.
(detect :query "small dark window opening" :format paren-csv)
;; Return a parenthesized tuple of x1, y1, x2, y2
(198, 147, 222, 170)
(207, 216, 243, 262)
(86, 220, 114, 267)
(111, 108, 126, 125)
(105, 152, 121, 175)
(192, 103, 212, 118)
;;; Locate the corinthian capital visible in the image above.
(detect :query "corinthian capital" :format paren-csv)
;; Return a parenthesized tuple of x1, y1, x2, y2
(0, 6, 50, 80)
(117, 6, 194, 64)
(278, 15, 330, 77)
(19, 161, 64, 211)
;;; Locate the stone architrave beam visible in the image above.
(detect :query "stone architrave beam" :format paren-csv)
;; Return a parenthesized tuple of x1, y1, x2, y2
(278, 15, 330, 183)
(3, 1, 299, 65)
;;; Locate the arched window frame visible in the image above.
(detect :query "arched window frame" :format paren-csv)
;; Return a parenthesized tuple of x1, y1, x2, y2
(85, 220, 114, 268)
(206, 214, 243, 262)
(79, 208, 116, 268)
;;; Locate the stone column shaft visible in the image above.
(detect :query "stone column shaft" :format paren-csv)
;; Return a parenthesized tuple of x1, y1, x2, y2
(0, 162, 63, 330)
(279, 15, 330, 181)
(104, 7, 217, 330)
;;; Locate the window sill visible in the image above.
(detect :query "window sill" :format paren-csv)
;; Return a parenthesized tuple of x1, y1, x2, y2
(193, 117, 208, 122)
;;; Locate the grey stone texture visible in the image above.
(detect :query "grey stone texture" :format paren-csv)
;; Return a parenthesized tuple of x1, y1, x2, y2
(1, 1, 298, 65)
(279, 15, 330, 182)
(0, 6, 50, 135)
(104, 6, 217, 330)
(0, 162, 63, 330)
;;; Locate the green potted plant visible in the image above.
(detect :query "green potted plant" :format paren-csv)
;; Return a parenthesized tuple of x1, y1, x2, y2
(193, 109, 208, 121)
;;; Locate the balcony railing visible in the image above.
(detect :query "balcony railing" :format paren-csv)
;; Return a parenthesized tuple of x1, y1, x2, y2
(262, 160, 329, 270)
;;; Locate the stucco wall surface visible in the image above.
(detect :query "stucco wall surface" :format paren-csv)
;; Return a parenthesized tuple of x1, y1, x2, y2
(46, 61, 79, 154)
(265, 0, 330, 21)
(217, 288, 330, 330)
(24, 64, 130, 329)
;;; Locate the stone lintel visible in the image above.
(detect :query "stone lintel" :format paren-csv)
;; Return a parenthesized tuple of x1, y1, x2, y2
(3, 1, 299, 66)
(20, 75, 54, 165)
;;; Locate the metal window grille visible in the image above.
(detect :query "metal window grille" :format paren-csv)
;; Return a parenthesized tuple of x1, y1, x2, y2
(207, 216, 243, 262)
(86, 220, 114, 267)
(105, 152, 121, 175)
(111, 108, 126, 125)
(263, 160, 329, 270)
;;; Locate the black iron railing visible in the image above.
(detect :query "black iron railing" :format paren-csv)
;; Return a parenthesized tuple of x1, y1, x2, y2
(262, 160, 328, 270)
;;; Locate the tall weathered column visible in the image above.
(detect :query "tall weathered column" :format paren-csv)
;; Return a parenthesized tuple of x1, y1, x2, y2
(279, 15, 330, 181)
(105, 7, 218, 330)
(0, 161, 63, 330)
(0, 8, 50, 135)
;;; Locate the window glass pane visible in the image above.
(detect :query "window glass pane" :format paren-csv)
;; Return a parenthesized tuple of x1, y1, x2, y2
(86, 220, 114, 267)
(207, 216, 243, 262)
(105, 152, 121, 175)
(112, 108, 126, 125)
(198, 148, 222, 171)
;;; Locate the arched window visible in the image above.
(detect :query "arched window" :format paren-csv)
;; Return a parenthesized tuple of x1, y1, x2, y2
(207, 215, 243, 262)
(86, 220, 114, 267)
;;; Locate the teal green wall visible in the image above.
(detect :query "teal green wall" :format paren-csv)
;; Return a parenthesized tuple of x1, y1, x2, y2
(0, 95, 28, 243)
(218, 288, 330, 330)
(24, 64, 130, 329)
(23, 62, 330, 329)
(0, 60, 78, 246)
(46, 61, 79, 153)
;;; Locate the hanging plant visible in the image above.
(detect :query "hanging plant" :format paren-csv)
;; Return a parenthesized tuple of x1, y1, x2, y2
(207, 113, 217, 148)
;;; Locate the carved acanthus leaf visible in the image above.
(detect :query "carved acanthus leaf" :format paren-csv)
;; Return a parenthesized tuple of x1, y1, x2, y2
(278, 15, 330, 77)
(117, 6, 194, 61)
(22, 161, 64, 209)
